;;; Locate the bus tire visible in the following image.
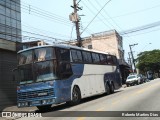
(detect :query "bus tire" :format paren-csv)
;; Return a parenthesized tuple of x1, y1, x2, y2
(67, 86, 81, 106)
(105, 82, 111, 95)
(110, 83, 114, 94)
(37, 105, 51, 111)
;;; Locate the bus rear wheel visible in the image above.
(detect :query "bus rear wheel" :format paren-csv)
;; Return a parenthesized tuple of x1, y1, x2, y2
(105, 82, 111, 95)
(67, 87, 81, 106)
(110, 83, 114, 94)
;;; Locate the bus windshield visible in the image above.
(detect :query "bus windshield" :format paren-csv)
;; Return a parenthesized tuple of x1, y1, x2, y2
(35, 60, 58, 82)
(18, 47, 58, 84)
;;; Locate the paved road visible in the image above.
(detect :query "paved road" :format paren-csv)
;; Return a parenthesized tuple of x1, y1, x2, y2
(18, 78, 160, 120)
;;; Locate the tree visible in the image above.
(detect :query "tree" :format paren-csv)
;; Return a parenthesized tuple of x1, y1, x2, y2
(136, 49, 160, 77)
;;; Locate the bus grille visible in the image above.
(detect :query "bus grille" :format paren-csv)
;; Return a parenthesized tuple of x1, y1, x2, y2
(17, 88, 54, 100)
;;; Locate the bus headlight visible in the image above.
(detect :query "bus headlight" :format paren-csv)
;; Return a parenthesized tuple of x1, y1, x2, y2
(25, 102, 28, 106)
(18, 103, 21, 107)
(42, 100, 47, 104)
(52, 99, 55, 103)
(21, 103, 25, 106)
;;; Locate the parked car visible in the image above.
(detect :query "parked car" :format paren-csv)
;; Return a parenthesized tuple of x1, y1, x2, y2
(142, 75, 149, 82)
(147, 71, 154, 80)
(126, 75, 141, 87)
(138, 74, 150, 82)
(138, 74, 145, 83)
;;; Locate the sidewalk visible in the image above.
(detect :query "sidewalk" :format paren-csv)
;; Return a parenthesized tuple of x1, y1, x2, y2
(122, 84, 127, 88)
(2, 106, 37, 112)
(1, 106, 37, 120)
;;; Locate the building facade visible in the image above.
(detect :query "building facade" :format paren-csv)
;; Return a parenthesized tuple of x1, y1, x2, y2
(68, 30, 125, 61)
(0, 0, 21, 111)
(82, 30, 124, 60)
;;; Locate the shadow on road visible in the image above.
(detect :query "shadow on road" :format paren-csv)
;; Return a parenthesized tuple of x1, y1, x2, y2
(36, 90, 123, 113)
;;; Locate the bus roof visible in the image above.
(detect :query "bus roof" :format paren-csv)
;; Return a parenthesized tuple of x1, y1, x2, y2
(18, 44, 111, 55)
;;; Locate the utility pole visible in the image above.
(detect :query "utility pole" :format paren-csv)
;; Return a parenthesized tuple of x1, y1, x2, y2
(129, 43, 138, 73)
(70, 0, 82, 47)
(128, 52, 132, 68)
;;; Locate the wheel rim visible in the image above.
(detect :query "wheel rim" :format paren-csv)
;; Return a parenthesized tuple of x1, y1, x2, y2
(111, 84, 114, 93)
(73, 88, 78, 102)
(112, 84, 114, 91)
(106, 83, 110, 94)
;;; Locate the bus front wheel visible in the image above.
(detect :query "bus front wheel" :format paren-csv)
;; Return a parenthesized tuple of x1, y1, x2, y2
(67, 87, 81, 105)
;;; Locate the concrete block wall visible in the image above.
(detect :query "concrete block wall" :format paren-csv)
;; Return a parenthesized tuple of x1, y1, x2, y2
(0, 49, 17, 111)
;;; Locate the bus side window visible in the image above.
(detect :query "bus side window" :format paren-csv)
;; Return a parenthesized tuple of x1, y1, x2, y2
(57, 48, 70, 62)
(59, 62, 72, 79)
(100, 54, 107, 64)
(77, 50, 82, 62)
(71, 50, 77, 62)
(107, 55, 114, 65)
(82, 51, 92, 63)
(92, 53, 100, 64)
(57, 48, 72, 79)
(71, 50, 83, 63)
(112, 56, 117, 65)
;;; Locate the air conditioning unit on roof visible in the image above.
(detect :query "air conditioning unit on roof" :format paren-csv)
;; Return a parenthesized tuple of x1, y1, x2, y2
(38, 41, 46, 46)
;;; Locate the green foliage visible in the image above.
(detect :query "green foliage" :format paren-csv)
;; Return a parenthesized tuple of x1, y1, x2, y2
(136, 49, 160, 73)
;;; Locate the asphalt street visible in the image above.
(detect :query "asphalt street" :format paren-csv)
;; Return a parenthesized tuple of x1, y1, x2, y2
(10, 78, 160, 120)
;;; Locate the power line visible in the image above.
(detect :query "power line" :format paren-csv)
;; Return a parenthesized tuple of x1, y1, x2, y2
(21, 1, 91, 38)
(81, 0, 112, 29)
(21, 6, 71, 27)
(82, 3, 160, 23)
(1, 0, 84, 41)
(120, 20, 160, 35)
(93, 0, 138, 46)
(22, 23, 71, 39)
(94, 0, 119, 30)
(0, 23, 67, 43)
(122, 26, 160, 37)
(22, 1, 69, 21)
(1, 0, 72, 26)
(111, 4, 160, 19)
(81, 0, 112, 35)
(0, 0, 75, 43)
(21, 2, 71, 26)
(0, 0, 99, 40)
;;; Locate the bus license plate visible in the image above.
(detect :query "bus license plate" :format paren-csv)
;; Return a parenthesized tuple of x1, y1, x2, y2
(32, 101, 40, 105)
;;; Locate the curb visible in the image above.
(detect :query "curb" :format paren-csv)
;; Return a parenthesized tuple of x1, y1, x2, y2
(122, 84, 127, 88)
(2, 106, 37, 120)
(2, 106, 37, 112)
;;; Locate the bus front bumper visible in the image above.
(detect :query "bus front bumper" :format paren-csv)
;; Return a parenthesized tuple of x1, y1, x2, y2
(17, 98, 56, 107)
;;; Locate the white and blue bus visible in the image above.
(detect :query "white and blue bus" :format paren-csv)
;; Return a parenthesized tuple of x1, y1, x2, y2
(15, 44, 122, 110)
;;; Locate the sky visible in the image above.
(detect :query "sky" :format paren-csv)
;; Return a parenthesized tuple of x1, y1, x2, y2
(21, 0, 160, 60)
